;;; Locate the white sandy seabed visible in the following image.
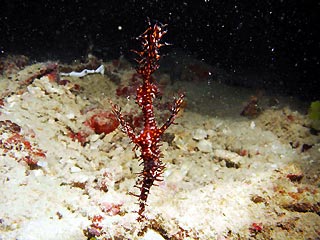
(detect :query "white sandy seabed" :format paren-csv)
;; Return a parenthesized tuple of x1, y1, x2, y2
(0, 60, 319, 240)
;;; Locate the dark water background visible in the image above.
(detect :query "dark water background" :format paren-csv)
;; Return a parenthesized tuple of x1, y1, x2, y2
(0, 0, 319, 100)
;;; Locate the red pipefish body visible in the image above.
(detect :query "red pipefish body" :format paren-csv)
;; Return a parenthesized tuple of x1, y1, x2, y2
(111, 20, 184, 221)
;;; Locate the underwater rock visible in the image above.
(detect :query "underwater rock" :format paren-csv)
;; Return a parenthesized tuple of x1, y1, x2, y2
(214, 149, 243, 168)
(197, 139, 212, 153)
(192, 128, 208, 140)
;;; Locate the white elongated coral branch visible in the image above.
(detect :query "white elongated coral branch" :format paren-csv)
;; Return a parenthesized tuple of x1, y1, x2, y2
(60, 64, 105, 77)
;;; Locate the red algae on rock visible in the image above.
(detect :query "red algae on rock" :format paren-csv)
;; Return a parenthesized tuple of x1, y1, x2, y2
(85, 111, 119, 135)
(0, 120, 46, 168)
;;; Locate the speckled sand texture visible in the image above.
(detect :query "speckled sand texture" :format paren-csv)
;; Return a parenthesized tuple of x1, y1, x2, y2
(0, 60, 319, 239)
